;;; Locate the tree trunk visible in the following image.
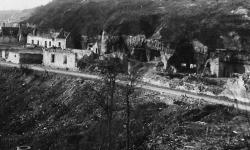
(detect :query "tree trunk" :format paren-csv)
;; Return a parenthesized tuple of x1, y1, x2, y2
(126, 87, 130, 150)
(108, 78, 115, 150)
(107, 114, 112, 150)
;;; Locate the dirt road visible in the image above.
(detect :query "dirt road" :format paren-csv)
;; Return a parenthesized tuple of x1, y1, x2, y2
(1, 61, 249, 112)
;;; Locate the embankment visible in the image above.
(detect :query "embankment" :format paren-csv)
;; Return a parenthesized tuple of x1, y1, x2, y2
(1, 66, 250, 150)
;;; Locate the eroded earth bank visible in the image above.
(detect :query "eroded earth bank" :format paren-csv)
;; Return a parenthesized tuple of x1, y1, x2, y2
(1, 67, 250, 150)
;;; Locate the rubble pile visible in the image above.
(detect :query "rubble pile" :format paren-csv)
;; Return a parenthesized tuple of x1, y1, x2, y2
(220, 73, 250, 103)
(147, 103, 250, 150)
(141, 64, 225, 96)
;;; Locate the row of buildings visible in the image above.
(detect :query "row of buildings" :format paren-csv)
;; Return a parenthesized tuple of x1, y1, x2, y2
(1, 47, 92, 71)
(1, 23, 250, 77)
(1, 28, 173, 72)
(1, 26, 93, 71)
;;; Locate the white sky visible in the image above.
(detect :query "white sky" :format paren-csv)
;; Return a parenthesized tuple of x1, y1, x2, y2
(0, 0, 52, 10)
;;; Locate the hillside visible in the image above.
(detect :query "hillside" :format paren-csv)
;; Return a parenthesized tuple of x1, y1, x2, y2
(1, 66, 250, 149)
(25, 0, 250, 50)
(0, 9, 35, 24)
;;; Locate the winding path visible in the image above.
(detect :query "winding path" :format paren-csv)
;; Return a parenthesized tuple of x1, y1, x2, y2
(1, 61, 249, 112)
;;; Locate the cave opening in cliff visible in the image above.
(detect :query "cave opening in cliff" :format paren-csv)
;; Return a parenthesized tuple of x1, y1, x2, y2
(168, 39, 197, 73)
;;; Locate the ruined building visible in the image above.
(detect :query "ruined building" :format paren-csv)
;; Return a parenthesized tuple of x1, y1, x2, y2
(81, 35, 101, 54)
(100, 31, 176, 70)
(206, 49, 250, 77)
(27, 29, 73, 49)
(43, 48, 92, 71)
(204, 31, 250, 77)
(166, 39, 208, 73)
(1, 47, 43, 64)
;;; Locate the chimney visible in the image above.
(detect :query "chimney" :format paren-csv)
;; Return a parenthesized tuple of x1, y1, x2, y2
(33, 28, 37, 36)
(100, 30, 108, 55)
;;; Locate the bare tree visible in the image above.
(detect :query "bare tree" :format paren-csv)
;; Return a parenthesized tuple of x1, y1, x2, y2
(97, 57, 123, 150)
(125, 60, 141, 150)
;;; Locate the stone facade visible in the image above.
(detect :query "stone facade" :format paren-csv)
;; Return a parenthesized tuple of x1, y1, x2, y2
(43, 48, 92, 71)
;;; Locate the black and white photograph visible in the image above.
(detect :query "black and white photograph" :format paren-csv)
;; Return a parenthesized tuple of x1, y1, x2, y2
(1, 0, 250, 149)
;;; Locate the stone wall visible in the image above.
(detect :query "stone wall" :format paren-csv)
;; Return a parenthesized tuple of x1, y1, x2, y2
(6, 52, 20, 64)
(1, 50, 6, 59)
(208, 57, 220, 77)
(43, 49, 92, 71)
(43, 50, 78, 71)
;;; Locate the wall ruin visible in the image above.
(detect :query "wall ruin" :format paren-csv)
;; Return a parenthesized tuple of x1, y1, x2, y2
(43, 49, 92, 71)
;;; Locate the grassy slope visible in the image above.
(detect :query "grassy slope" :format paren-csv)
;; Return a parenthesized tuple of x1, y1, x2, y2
(1, 67, 250, 149)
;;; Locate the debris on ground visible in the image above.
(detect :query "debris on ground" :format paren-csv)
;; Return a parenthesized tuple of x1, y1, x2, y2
(220, 74, 250, 103)
(141, 63, 226, 96)
(1, 67, 250, 150)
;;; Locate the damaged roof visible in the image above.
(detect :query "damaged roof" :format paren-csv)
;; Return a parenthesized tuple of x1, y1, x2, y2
(28, 29, 71, 39)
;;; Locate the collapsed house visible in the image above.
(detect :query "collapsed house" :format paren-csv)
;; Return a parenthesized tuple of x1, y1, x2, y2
(27, 29, 73, 49)
(203, 31, 250, 77)
(100, 31, 175, 70)
(206, 49, 250, 77)
(81, 35, 101, 54)
(43, 48, 92, 71)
